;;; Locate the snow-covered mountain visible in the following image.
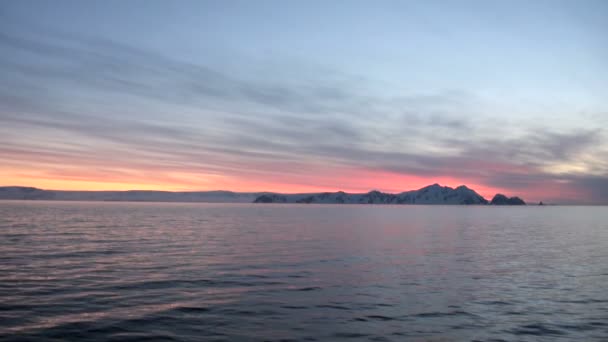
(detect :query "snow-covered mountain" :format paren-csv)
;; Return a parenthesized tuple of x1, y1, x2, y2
(254, 184, 490, 205)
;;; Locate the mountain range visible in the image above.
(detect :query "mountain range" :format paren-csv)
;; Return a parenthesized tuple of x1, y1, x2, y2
(254, 184, 525, 205)
(0, 184, 526, 205)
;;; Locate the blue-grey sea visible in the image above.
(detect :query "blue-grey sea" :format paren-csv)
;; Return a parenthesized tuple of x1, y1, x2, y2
(0, 201, 607, 341)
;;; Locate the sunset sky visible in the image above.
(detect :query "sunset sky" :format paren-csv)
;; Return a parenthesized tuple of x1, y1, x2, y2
(1, 0, 607, 204)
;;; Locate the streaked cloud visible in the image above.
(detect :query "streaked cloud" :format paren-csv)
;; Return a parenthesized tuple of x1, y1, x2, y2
(0, 1, 607, 203)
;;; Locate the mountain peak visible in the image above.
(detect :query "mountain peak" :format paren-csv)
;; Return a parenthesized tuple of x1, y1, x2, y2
(418, 183, 445, 191)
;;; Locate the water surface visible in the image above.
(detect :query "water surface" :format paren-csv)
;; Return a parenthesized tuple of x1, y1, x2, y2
(0, 201, 607, 341)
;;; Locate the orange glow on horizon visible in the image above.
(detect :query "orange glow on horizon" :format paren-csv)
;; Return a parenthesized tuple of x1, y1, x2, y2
(3, 161, 586, 203)
(1, 167, 513, 201)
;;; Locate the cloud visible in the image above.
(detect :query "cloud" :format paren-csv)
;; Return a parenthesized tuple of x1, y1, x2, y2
(0, 30, 381, 119)
(1, 28, 607, 203)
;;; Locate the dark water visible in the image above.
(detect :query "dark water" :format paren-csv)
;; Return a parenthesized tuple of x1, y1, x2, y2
(1, 202, 607, 341)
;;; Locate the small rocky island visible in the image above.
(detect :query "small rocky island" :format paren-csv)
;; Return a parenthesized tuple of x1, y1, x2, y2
(490, 194, 526, 205)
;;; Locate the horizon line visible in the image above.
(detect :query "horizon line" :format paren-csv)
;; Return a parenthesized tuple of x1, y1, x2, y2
(2, 183, 499, 195)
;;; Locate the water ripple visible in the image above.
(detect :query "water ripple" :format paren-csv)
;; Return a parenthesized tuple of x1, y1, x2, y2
(1, 202, 607, 341)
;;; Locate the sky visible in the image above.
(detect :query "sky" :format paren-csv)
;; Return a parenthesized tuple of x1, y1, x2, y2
(1, 0, 607, 204)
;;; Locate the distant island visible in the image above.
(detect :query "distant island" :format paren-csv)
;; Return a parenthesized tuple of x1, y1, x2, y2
(254, 184, 526, 205)
(0, 184, 526, 205)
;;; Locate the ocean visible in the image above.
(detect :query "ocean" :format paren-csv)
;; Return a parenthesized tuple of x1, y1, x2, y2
(1, 201, 607, 341)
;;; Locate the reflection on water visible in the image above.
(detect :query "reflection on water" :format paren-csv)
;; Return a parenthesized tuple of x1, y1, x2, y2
(0, 201, 607, 341)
